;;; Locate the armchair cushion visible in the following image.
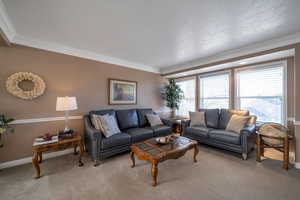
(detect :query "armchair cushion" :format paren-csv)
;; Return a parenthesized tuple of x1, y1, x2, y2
(209, 130, 240, 145)
(101, 133, 131, 150)
(116, 109, 139, 130)
(124, 128, 153, 143)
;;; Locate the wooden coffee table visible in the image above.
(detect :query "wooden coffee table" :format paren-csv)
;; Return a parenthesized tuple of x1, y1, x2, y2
(130, 136, 198, 186)
(32, 133, 84, 179)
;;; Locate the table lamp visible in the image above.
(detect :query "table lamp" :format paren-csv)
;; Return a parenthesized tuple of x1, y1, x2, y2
(56, 96, 78, 133)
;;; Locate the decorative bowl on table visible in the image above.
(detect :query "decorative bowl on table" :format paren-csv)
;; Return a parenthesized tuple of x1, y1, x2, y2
(155, 136, 174, 144)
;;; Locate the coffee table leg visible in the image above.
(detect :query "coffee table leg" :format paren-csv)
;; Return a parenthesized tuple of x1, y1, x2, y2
(193, 145, 199, 163)
(151, 162, 158, 186)
(38, 152, 43, 163)
(130, 151, 135, 168)
(32, 152, 41, 179)
(78, 142, 84, 167)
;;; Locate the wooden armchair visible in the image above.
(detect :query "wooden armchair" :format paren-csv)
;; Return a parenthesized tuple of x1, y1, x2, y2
(256, 123, 292, 170)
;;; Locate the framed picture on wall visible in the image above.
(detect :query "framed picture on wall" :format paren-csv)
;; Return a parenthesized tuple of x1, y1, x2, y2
(109, 79, 137, 105)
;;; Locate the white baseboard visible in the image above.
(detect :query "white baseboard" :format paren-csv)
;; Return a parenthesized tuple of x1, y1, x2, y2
(295, 163, 300, 169)
(0, 149, 73, 170)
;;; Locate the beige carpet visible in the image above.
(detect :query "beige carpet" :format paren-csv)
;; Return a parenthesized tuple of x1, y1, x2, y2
(1, 145, 300, 200)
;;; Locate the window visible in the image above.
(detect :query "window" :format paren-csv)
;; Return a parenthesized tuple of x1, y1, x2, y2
(177, 78, 196, 117)
(199, 72, 230, 109)
(236, 63, 286, 124)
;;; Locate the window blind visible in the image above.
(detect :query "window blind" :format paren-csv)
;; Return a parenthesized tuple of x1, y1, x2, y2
(236, 64, 284, 123)
(199, 73, 230, 109)
(177, 79, 196, 117)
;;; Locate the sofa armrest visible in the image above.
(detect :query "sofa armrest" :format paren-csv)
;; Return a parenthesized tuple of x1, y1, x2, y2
(161, 118, 173, 127)
(240, 124, 256, 155)
(240, 124, 256, 137)
(182, 119, 191, 128)
(84, 115, 103, 161)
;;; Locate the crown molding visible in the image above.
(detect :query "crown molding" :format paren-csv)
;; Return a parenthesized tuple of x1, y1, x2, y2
(0, 0, 16, 42)
(12, 34, 159, 73)
(161, 32, 300, 74)
(10, 115, 83, 125)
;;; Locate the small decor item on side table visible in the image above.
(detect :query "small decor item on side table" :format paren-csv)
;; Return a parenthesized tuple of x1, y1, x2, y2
(56, 96, 78, 133)
(58, 129, 74, 140)
(0, 114, 14, 148)
(33, 133, 58, 146)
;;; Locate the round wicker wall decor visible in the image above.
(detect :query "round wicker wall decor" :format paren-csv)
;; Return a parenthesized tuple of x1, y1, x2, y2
(6, 72, 46, 100)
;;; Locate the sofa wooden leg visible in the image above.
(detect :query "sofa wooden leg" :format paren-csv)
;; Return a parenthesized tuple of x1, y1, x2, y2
(242, 153, 248, 160)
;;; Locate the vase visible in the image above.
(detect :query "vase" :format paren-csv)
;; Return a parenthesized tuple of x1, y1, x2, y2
(171, 109, 176, 118)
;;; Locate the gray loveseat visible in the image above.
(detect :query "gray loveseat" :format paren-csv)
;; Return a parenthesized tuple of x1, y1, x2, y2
(84, 108, 173, 166)
(182, 109, 256, 160)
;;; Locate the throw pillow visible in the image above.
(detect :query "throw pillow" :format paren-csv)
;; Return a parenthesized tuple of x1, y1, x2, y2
(260, 125, 287, 146)
(146, 114, 163, 127)
(91, 114, 105, 132)
(226, 114, 250, 134)
(98, 114, 121, 138)
(189, 111, 206, 127)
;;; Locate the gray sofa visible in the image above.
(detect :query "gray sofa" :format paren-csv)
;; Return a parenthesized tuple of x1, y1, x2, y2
(84, 108, 173, 166)
(182, 109, 257, 160)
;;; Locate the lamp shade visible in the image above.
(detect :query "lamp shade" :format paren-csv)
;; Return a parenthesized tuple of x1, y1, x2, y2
(56, 96, 78, 111)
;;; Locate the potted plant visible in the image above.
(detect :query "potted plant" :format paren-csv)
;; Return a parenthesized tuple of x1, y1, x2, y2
(0, 114, 14, 148)
(161, 79, 184, 118)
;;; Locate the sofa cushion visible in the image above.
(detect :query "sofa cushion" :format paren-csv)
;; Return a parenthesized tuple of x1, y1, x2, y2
(199, 109, 219, 129)
(148, 125, 172, 137)
(219, 109, 250, 129)
(209, 129, 240, 145)
(124, 128, 153, 143)
(137, 108, 154, 127)
(101, 133, 131, 149)
(185, 126, 210, 137)
(116, 109, 139, 130)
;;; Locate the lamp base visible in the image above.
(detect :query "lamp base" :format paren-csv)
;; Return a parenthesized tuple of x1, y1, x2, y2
(59, 129, 74, 135)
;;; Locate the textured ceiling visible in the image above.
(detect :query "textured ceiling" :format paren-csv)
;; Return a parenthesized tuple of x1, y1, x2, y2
(3, 0, 300, 72)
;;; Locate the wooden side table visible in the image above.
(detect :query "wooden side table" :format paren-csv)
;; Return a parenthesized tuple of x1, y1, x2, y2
(32, 133, 84, 179)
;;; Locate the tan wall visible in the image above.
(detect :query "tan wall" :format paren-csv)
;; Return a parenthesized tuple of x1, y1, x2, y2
(287, 57, 295, 118)
(294, 45, 300, 163)
(0, 45, 165, 163)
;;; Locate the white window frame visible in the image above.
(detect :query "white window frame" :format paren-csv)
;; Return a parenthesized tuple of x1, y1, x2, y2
(234, 61, 287, 125)
(175, 77, 197, 117)
(198, 70, 232, 109)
